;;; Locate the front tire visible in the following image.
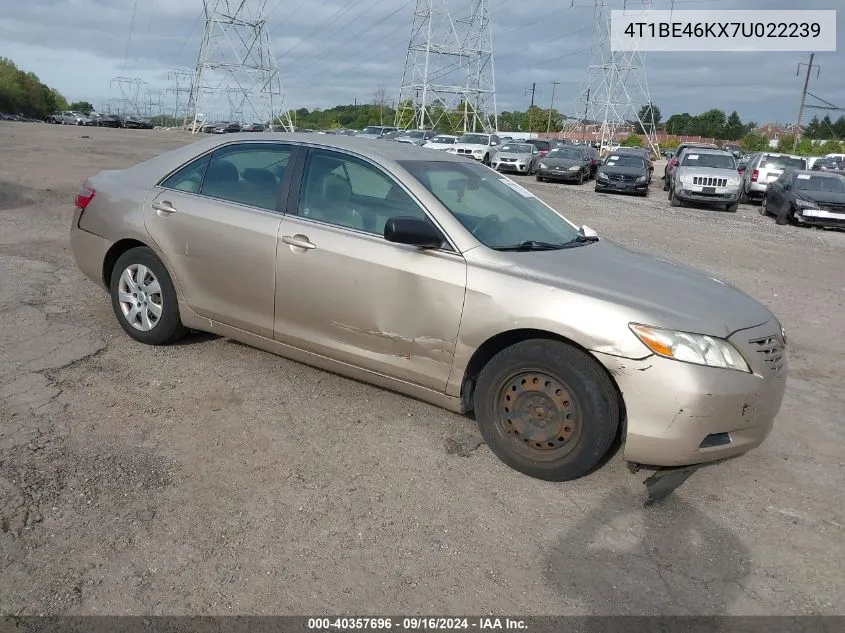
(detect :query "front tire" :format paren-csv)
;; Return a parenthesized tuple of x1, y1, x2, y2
(577, 171, 584, 185)
(472, 340, 620, 482)
(775, 206, 791, 226)
(110, 247, 188, 345)
(726, 201, 739, 212)
(669, 186, 681, 207)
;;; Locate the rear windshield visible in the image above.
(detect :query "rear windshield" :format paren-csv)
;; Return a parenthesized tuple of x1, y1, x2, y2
(526, 140, 551, 150)
(761, 155, 806, 170)
(681, 153, 735, 169)
(794, 174, 845, 192)
(547, 148, 584, 160)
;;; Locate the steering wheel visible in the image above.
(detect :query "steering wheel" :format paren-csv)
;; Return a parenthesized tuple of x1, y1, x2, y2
(471, 214, 501, 240)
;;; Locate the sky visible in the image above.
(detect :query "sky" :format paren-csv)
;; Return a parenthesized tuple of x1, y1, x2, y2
(1, 0, 843, 125)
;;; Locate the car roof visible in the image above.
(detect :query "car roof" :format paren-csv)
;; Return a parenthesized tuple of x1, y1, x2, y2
(682, 148, 733, 155)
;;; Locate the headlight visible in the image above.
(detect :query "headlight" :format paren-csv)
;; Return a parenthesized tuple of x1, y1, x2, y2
(568, 165, 581, 171)
(472, 149, 485, 155)
(795, 199, 818, 209)
(629, 324, 750, 372)
(679, 174, 694, 185)
(636, 175, 647, 183)
(445, 148, 457, 153)
(726, 177, 740, 186)
(538, 163, 547, 170)
(597, 172, 608, 180)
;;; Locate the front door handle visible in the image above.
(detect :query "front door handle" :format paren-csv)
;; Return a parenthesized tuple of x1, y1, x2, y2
(152, 201, 176, 216)
(282, 234, 316, 250)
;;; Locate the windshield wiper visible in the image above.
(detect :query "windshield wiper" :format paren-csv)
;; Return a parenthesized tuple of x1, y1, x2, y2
(556, 234, 600, 249)
(494, 240, 567, 251)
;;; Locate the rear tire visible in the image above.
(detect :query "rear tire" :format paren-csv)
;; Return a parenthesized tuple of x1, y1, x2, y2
(760, 197, 769, 216)
(110, 247, 188, 346)
(662, 178, 669, 191)
(536, 175, 544, 183)
(472, 340, 620, 482)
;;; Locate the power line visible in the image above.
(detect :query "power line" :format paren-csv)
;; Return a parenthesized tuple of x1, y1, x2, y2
(277, 0, 364, 60)
(121, 0, 139, 73)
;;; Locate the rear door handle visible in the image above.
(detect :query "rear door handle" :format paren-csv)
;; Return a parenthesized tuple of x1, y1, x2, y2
(281, 234, 316, 250)
(152, 201, 176, 216)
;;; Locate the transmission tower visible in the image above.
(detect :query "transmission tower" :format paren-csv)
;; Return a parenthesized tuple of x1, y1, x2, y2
(395, 0, 497, 134)
(185, 0, 294, 133)
(167, 69, 195, 123)
(110, 77, 146, 117)
(565, 0, 658, 154)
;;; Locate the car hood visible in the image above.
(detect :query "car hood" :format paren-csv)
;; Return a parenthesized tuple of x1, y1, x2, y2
(677, 166, 739, 178)
(542, 157, 583, 167)
(452, 143, 489, 151)
(600, 166, 648, 176)
(796, 190, 845, 204)
(511, 240, 772, 338)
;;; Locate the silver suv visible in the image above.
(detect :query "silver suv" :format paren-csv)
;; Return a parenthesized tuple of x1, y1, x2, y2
(669, 148, 742, 212)
(741, 152, 807, 203)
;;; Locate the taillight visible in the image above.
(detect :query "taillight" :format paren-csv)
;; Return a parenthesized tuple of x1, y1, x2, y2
(669, 159, 678, 168)
(75, 183, 95, 209)
(751, 169, 759, 182)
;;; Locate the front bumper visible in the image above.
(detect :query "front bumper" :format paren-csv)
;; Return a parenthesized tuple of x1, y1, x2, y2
(495, 162, 530, 173)
(795, 206, 845, 228)
(595, 178, 648, 193)
(675, 185, 740, 205)
(538, 167, 582, 181)
(593, 320, 787, 467)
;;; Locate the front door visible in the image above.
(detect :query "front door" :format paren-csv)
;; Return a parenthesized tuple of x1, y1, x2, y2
(145, 142, 296, 338)
(273, 148, 467, 392)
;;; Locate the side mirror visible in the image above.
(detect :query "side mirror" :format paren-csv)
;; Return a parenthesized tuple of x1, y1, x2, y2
(384, 217, 443, 249)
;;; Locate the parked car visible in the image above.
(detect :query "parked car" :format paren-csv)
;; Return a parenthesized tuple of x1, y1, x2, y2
(89, 113, 123, 128)
(740, 153, 807, 204)
(355, 125, 397, 139)
(51, 111, 92, 125)
(663, 142, 718, 190)
(595, 153, 650, 196)
(669, 148, 742, 212)
(381, 130, 403, 141)
(69, 133, 787, 484)
(614, 147, 654, 181)
(536, 146, 591, 184)
(811, 156, 845, 174)
(422, 134, 458, 150)
(576, 145, 600, 178)
(123, 115, 154, 130)
(395, 130, 437, 146)
(213, 122, 241, 134)
(491, 142, 539, 175)
(524, 139, 554, 158)
(763, 170, 845, 227)
(445, 133, 502, 165)
(240, 123, 265, 132)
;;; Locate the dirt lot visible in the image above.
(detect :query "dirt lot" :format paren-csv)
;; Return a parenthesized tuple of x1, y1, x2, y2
(1, 122, 843, 616)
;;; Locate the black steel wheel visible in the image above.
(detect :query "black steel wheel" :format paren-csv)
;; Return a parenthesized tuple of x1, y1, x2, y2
(473, 339, 620, 481)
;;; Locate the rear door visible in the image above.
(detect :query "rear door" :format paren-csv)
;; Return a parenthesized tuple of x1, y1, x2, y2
(145, 141, 297, 338)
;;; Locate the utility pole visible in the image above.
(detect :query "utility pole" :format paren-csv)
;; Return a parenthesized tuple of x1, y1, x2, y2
(793, 53, 820, 152)
(526, 82, 538, 108)
(546, 81, 560, 133)
(525, 83, 540, 131)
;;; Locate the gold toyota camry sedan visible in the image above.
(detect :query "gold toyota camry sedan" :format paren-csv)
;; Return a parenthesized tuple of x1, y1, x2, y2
(70, 134, 787, 483)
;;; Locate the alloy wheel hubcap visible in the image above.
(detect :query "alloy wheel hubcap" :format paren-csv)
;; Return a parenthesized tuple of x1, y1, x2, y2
(496, 371, 581, 460)
(118, 264, 163, 332)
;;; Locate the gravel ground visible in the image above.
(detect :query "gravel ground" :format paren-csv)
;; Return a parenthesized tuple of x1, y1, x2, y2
(1, 123, 843, 616)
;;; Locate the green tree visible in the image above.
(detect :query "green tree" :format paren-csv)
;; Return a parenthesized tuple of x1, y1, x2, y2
(740, 133, 769, 152)
(692, 109, 727, 138)
(818, 138, 843, 155)
(68, 101, 94, 114)
(833, 116, 845, 138)
(723, 111, 746, 140)
(804, 115, 822, 139)
(620, 133, 643, 147)
(776, 135, 795, 153)
(635, 102, 661, 134)
(0, 57, 70, 118)
(661, 137, 680, 149)
(664, 112, 693, 135)
(795, 137, 815, 156)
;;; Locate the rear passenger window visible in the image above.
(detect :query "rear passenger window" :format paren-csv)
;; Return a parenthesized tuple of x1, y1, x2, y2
(200, 144, 292, 211)
(161, 154, 211, 194)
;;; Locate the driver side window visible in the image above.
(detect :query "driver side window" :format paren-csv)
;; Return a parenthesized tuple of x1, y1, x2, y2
(298, 149, 428, 235)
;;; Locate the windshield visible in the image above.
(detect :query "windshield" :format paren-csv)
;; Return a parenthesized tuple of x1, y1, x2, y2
(399, 160, 581, 249)
(430, 136, 455, 144)
(361, 126, 384, 135)
(405, 131, 426, 138)
(605, 155, 645, 168)
(681, 152, 735, 169)
(761, 155, 806, 170)
(458, 134, 490, 145)
(500, 144, 532, 153)
(794, 174, 845, 192)
(547, 148, 583, 160)
(527, 140, 551, 150)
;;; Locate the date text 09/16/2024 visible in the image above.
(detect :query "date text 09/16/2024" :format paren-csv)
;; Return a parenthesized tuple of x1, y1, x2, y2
(307, 617, 528, 631)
